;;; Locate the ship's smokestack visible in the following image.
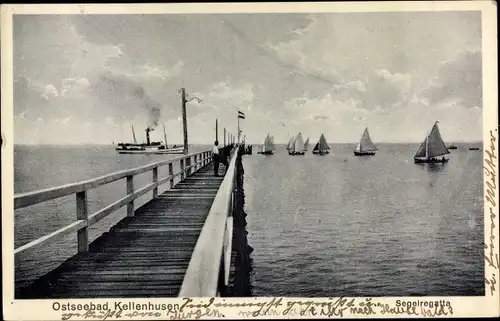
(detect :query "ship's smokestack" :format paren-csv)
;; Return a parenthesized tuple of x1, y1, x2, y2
(145, 127, 154, 145)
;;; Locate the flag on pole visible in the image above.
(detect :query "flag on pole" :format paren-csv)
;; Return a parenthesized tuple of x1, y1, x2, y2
(238, 111, 245, 119)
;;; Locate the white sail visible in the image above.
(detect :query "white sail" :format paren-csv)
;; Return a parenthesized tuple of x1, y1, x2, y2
(355, 143, 361, 152)
(262, 134, 274, 152)
(287, 137, 295, 150)
(131, 125, 137, 144)
(270, 136, 276, 150)
(358, 128, 377, 152)
(415, 121, 450, 159)
(291, 133, 305, 152)
(163, 124, 168, 148)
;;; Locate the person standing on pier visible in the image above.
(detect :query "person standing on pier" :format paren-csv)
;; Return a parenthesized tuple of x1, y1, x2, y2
(212, 141, 229, 176)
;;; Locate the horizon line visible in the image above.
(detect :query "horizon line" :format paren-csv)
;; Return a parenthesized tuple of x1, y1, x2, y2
(13, 141, 484, 146)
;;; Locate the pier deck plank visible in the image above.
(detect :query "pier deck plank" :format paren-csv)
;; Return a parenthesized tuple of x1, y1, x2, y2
(17, 163, 226, 299)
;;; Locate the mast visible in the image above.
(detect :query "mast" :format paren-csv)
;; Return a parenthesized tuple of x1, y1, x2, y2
(163, 124, 168, 148)
(425, 130, 429, 158)
(181, 88, 188, 155)
(131, 125, 137, 144)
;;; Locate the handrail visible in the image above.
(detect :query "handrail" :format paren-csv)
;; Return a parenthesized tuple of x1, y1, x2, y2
(179, 147, 239, 297)
(14, 149, 214, 256)
(14, 150, 210, 210)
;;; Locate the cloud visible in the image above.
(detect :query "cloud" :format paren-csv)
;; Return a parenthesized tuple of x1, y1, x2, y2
(61, 77, 90, 98)
(422, 50, 482, 109)
(93, 71, 163, 128)
(194, 80, 255, 118)
(329, 69, 412, 111)
(41, 84, 59, 100)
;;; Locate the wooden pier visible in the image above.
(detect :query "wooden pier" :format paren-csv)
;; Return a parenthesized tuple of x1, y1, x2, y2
(15, 145, 243, 298)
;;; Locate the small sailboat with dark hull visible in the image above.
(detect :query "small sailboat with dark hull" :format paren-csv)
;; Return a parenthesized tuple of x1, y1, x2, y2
(288, 133, 306, 155)
(312, 134, 330, 155)
(354, 128, 377, 156)
(414, 121, 450, 164)
(258, 134, 275, 155)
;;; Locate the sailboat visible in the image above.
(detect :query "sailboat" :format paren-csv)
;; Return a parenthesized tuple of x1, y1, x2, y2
(312, 134, 330, 155)
(354, 128, 377, 156)
(304, 137, 310, 151)
(288, 133, 306, 155)
(258, 134, 275, 155)
(414, 121, 450, 164)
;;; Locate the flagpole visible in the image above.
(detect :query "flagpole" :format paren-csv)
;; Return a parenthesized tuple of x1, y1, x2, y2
(237, 112, 240, 145)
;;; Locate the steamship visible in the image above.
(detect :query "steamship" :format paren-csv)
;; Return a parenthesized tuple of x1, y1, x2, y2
(115, 125, 184, 154)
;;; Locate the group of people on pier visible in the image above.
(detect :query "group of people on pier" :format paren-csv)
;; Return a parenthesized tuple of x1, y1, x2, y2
(212, 141, 233, 176)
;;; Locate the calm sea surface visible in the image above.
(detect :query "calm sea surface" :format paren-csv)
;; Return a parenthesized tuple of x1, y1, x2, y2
(244, 143, 484, 296)
(14, 143, 484, 296)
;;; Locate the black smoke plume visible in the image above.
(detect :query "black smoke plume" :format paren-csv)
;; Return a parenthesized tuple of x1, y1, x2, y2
(94, 72, 161, 129)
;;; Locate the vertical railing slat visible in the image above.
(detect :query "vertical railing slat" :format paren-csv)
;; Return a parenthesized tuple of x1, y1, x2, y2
(169, 162, 174, 189)
(153, 167, 158, 199)
(180, 159, 185, 181)
(76, 191, 88, 253)
(126, 175, 134, 217)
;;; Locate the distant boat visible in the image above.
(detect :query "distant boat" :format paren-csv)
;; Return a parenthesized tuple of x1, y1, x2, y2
(304, 137, 310, 151)
(115, 124, 184, 154)
(354, 128, 377, 156)
(312, 134, 330, 155)
(414, 121, 450, 164)
(288, 132, 306, 155)
(258, 134, 275, 155)
(447, 144, 458, 150)
(469, 147, 480, 151)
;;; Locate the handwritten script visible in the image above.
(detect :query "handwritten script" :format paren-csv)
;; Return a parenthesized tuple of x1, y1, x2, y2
(484, 129, 499, 296)
(56, 298, 454, 320)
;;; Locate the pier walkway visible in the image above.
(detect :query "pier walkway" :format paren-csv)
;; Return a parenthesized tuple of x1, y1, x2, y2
(15, 146, 244, 298)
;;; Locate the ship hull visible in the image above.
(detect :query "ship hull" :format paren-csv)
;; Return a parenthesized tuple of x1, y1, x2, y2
(258, 151, 273, 155)
(414, 157, 449, 164)
(116, 147, 184, 155)
(353, 151, 376, 156)
(288, 151, 305, 155)
(312, 150, 329, 155)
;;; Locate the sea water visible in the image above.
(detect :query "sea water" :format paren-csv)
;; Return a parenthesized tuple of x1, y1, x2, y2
(13, 143, 483, 296)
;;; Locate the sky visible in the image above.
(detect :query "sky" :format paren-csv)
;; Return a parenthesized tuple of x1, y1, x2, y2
(13, 11, 482, 145)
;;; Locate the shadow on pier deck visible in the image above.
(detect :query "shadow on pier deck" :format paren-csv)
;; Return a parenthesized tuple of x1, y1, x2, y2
(15, 146, 251, 299)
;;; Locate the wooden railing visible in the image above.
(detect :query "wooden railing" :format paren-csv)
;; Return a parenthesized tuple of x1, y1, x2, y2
(14, 149, 214, 256)
(179, 146, 240, 297)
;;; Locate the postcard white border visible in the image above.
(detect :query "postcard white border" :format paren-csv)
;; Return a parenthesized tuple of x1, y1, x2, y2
(2, 1, 498, 320)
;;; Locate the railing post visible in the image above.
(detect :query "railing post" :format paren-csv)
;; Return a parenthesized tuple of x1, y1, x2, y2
(126, 175, 134, 217)
(153, 167, 158, 199)
(180, 159, 185, 181)
(186, 157, 191, 177)
(76, 191, 88, 253)
(194, 155, 198, 172)
(169, 163, 174, 189)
